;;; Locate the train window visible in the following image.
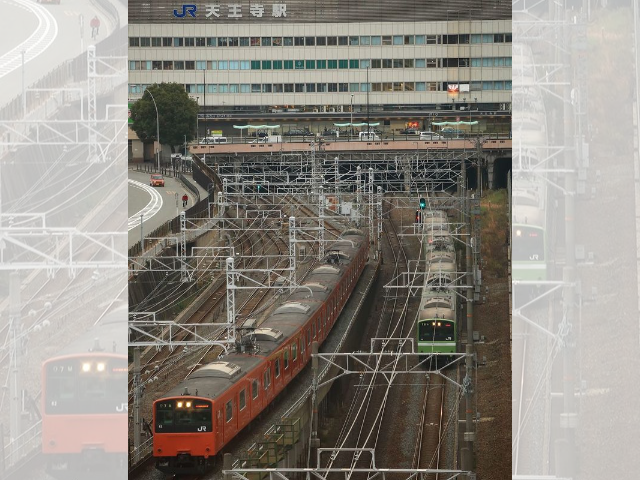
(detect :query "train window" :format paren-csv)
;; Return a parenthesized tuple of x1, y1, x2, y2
(252, 380, 259, 399)
(312, 321, 316, 338)
(239, 389, 246, 410)
(225, 400, 233, 422)
(301, 338, 305, 354)
(292, 342, 298, 361)
(307, 329, 311, 346)
(264, 369, 271, 389)
(275, 358, 280, 378)
(284, 350, 289, 369)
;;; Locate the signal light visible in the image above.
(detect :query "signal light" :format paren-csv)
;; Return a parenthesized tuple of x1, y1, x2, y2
(419, 198, 426, 210)
(415, 210, 422, 224)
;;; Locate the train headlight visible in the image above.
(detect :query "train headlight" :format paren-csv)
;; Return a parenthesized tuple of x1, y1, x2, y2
(97, 363, 105, 372)
(177, 402, 183, 408)
(186, 402, 192, 408)
(82, 363, 91, 372)
(516, 229, 522, 237)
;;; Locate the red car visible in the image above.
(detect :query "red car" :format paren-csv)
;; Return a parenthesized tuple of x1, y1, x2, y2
(150, 174, 165, 187)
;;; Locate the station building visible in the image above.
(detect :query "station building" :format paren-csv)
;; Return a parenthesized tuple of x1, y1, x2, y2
(128, 0, 512, 152)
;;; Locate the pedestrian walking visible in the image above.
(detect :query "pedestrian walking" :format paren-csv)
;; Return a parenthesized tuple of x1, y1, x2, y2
(90, 15, 100, 39)
(182, 193, 188, 208)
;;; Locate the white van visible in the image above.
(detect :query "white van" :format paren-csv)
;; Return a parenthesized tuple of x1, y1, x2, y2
(419, 131, 443, 140)
(359, 132, 380, 141)
(205, 136, 228, 144)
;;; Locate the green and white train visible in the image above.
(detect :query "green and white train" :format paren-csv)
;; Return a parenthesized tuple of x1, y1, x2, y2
(417, 209, 458, 364)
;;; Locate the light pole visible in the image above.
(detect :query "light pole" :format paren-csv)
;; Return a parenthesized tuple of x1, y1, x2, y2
(350, 94, 354, 139)
(21, 50, 26, 117)
(145, 88, 160, 171)
(196, 96, 199, 141)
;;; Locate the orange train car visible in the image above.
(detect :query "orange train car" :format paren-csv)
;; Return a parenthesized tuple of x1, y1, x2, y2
(153, 230, 369, 474)
(42, 305, 127, 477)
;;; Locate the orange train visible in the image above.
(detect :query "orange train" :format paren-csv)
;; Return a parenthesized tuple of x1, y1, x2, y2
(41, 305, 127, 476)
(153, 229, 369, 474)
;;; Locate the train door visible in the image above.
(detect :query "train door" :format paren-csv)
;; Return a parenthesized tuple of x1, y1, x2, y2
(215, 408, 223, 449)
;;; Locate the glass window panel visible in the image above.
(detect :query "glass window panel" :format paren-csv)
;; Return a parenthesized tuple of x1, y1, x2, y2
(229, 61, 239, 70)
(349, 59, 359, 68)
(262, 84, 271, 92)
(283, 37, 293, 46)
(141, 37, 151, 47)
(415, 82, 426, 91)
(349, 36, 359, 45)
(361, 83, 370, 92)
(415, 35, 425, 45)
(207, 84, 217, 93)
(273, 60, 282, 69)
(482, 81, 493, 90)
(415, 59, 426, 68)
(317, 83, 327, 92)
(152, 37, 161, 47)
(219, 85, 228, 93)
(393, 59, 403, 68)
(327, 36, 337, 46)
(163, 37, 172, 47)
(240, 84, 250, 93)
(482, 34, 493, 43)
(426, 35, 437, 44)
(207, 37, 216, 46)
(173, 37, 183, 47)
(295, 83, 304, 92)
(506, 57, 512, 66)
(471, 34, 481, 44)
(185, 61, 195, 70)
(229, 84, 239, 93)
(251, 37, 260, 46)
(251, 84, 261, 92)
(295, 37, 304, 46)
(316, 36, 326, 46)
(306, 60, 315, 69)
(316, 60, 326, 69)
(360, 36, 370, 45)
(196, 60, 206, 69)
(251, 60, 261, 70)
(273, 84, 283, 92)
(218, 37, 228, 47)
(382, 36, 392, 45)
(360, 59, 370, 69)
(129, 61, 137, 70)
(404, 59, 414, 68)
(371, 36, 381, 45)
(185, 37, 195, 47)
(229, 37, 238, 47)
(506, 33, 512, 43)
(306, 83, 316, 92)
(196, 84, 204, 94)
(339, 83, 348, 92)
(371, 83, 382, 92)
(426, 58, 437, 68)
(371, 59, 381, 68)
(328, 60, 337, 69)
(338, 36, 348, 45)
(262, 37, 271, 46)
(261, 60, 271, 69)
(393, 35, 403, 45)
(505, 80, 512, 90)
(272, 37, 282, 46)
(284, 60, 293, 69)
(471, 58, 481, 67)
(382, 59, 392, 68)
(295, 60, 304, 69)
(328, 83, 337, 92)
(239, 37, 250, 46)
(218, 61, 228, 70)
(284, 84, 294, 92)
(495, 57, 505, 67)
(305, 37, 315, 46)
(173, 61, 184, 70)
(350, 83, 360, 92)
(129, 37, 139, 47)
(339, 59, 348, 69)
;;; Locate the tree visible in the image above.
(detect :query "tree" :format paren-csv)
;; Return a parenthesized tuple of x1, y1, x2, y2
(129, 83, 198, 153)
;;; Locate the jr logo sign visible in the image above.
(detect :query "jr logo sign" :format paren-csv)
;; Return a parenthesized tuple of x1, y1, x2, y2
(174, 4, 197, 17)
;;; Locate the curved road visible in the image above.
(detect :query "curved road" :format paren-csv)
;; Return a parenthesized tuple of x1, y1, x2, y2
(128, 170, 195, 248)
(0, 0, 122, 108)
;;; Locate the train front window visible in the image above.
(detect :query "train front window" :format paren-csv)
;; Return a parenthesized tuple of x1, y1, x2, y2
(418, 321, 455, 342)
(44, 356, 127, 414)
(513, 226, 544, 261)
(154, 399, 212, 433)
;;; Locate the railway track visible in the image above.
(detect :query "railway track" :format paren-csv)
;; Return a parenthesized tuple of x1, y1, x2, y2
(414, 374, 446, 477)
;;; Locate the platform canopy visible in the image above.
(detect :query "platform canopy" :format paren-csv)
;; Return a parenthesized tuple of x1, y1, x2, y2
(333, 122, 380, 127)
(431, 121, 479, 126)
(233, 124, 281, 130)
